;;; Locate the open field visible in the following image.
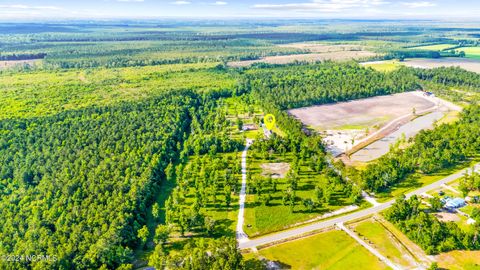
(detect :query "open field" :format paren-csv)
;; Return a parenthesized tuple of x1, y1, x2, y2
(408, 44, 457, 51)
(248, 230, 389, 270)
(0, 59, 41, 70)
(289, 92, 436, 157)
(228, 50, 377, 67)
(402, 57, 480, 73)
(278, 43, 367, 52)
(458, 46, 480, 60)
(436, 251, 480, 270)
(361, 60, 402, 72)
(352, 218, 424, 269)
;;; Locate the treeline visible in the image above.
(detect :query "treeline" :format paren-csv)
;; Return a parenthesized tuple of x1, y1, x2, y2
(414, 67, 480, 90)
(240, 62, 419, 110)
(386, 195, 480, 254)
(0, 53, 46, 61)
(362, 106, 480, 192)
(0, 91, 199, 269)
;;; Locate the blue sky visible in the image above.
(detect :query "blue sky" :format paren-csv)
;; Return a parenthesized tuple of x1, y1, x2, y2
(0, 0, 479, 19)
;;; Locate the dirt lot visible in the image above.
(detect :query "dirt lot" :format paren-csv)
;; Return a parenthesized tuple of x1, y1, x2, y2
(402, 58, 480, 73)
(289, 92, 434, 131)
(435, 212, 461, 223)
(289, 92, 437, 157)
(228, 48, 376, 67)
(260, 163, 290, 179)
(0, 59, 41, 70)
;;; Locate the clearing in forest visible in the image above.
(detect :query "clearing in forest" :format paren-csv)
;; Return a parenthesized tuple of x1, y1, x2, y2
(227, 43, 377, 67)
(260, 162, 290, 179)
(288, 92, 436, 157)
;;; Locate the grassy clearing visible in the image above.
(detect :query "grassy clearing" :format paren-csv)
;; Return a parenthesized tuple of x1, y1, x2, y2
(436, 110, 461, 125)
(0, 62, 234, 119)
(458, 47, 480, 59)
(437, 250, 480, 270)
(363, 60, 402, 72)
(352, 218, 419, 268)
(247, 230, 388, 270)
(408, 44, 457, 51)
(375, 159, 480, 202)
(243, 152, 355, 237)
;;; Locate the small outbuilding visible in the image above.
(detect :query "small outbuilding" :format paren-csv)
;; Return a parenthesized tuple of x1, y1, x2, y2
(443, 197, 466, 209)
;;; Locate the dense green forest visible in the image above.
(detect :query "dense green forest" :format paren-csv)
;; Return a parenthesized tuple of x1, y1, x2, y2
(2, 20, 480, 269)
(0, 91, 198, 269)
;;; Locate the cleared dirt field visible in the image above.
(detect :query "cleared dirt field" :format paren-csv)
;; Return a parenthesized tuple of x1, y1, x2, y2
(289, 92, 437, 157)
(228, 50, 377, 67)
(402, 58, 480, 73)
(289, 92, 434, 130)
(0, 59, 41, 70)
(278, 43, 366, 53)
(260, 162, 290, 179)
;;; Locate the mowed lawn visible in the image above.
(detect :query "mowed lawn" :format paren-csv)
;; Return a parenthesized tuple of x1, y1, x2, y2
(251, 230, 389, 270)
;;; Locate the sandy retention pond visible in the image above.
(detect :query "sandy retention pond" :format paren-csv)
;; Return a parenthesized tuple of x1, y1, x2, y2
(402, 58, 480, 74)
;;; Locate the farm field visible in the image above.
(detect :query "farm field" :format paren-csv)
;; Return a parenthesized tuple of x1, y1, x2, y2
(227, 50, 377, 67)
(458, 46, 480, 59)
(249, 230, 389, 270)
(402, 58, 480, 73)
(288, 91, 435, 157)
(361, 60, 402, 72)
(408, 44, 457, 51)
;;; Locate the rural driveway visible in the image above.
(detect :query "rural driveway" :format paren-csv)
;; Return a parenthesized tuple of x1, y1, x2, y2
(239, 163, 479, 249)
(236, 139, 253, 243)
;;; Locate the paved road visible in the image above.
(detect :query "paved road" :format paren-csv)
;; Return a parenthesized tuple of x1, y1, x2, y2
(239, 163, 479, 249)
(236, 139, 253, 243)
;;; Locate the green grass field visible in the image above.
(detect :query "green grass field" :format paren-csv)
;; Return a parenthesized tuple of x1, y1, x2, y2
(457, 47, 480, 59)
(353, 219, 419, 268)
(247, 230, 388, 270)
(0, 62, 234, 119)
(408, 44, 457, 51)
(363, 60, 402, 72)
(437, 250, 480, 270)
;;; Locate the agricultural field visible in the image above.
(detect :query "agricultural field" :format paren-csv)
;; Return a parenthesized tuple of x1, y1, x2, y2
(458, 46, 480, 59)
(228, 50, 377, 67)
(361, 60, 402, 72)
(288, 91, 435, 157)
(0, 59, 42, 70)
(402, 58, 480, 73)
(247, 230, 389, 270)
(408, 44, 457, 51)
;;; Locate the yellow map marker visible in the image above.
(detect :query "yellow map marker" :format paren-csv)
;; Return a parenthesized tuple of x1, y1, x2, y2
(264, 114, 276, 130)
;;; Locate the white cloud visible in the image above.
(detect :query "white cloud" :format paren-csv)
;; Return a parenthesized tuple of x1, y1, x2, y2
(402, 1, 436, 8)
(0, 4, 62, 10)
(253, 0, 389, 12)
(213, 1, 228, 5)
(171, 1, 191, 5)
(117, 0, 145, 2)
